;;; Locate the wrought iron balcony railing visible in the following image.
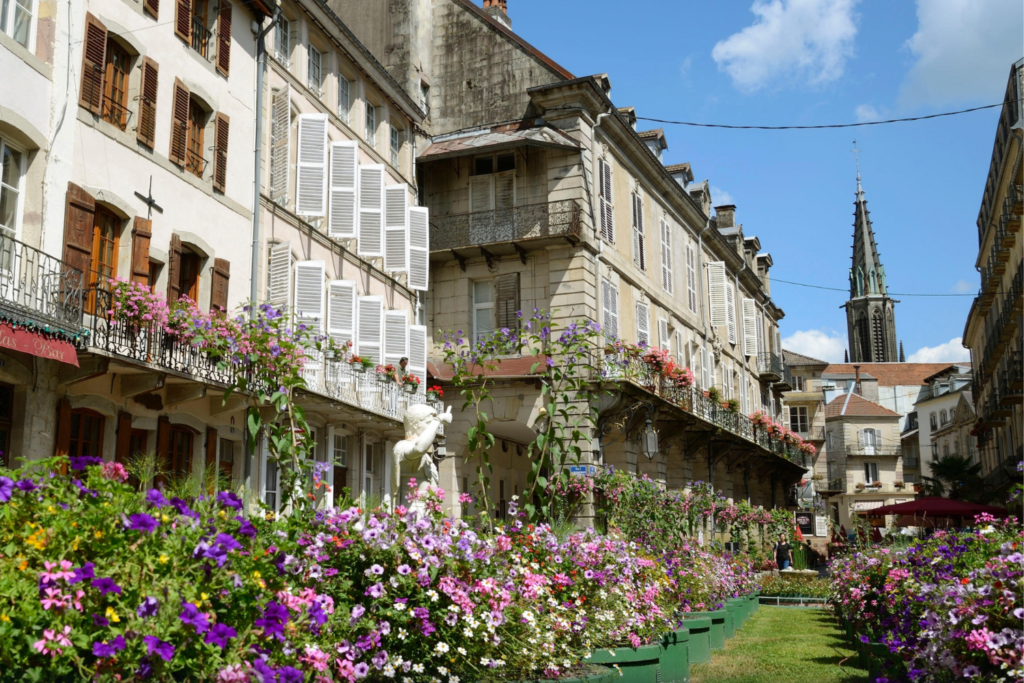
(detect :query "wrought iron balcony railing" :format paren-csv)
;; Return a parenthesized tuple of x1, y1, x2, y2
(846, 445, 903, 457)
(602, 352, 805, 464)
(102, 94, 133, 132)
(86, 288, 426, 422)
(191, 16, 212, 59)
(903, 456, 919, 468)
(982, 456, 1023, 492)
(0, 233, 84, 336)
(429, 200, 582, 252)
(794, 426, 825, 441)
(757, 352, 784, 381)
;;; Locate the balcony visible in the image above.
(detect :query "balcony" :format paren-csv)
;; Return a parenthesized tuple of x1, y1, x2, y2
(998, 350, 1023, 406)
(757, 352, 784, 381)
(982, 457, 1022, 492)
(0, 233, 85, 337)
(603, 353, 805, 465)
(191, 16, 212, 59)
(777, 363, 794, 391)
(794, 426, 825, 442)
(846, 445, 902, 457)
(429, 200, 582, 255)
(903, 456, 920, 468)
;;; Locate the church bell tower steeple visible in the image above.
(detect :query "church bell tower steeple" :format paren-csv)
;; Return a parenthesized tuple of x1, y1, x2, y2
(843, 142, 898, 362)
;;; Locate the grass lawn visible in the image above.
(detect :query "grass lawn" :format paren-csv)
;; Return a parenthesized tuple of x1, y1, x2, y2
(690, 606, 869, 683)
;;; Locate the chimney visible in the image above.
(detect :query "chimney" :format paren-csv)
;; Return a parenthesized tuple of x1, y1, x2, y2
(482, 0, 512, 28)
(715, 204, 736, 229)
(853, 365, 861, 395)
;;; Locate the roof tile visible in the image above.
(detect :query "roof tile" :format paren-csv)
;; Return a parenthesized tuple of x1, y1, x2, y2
(825, 392, 902, 418)
(822, 363, 960, 386)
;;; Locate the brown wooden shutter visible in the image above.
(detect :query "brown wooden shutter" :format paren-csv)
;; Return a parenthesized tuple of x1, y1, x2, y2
(213, 112, 229, 193)
(115, 411, 133, 464)
(495, 272, 520, 332)
(174, 0, 192, 42)
(137, 58, 159, 147)
(144, 0, 159, 18)
(54, 398, 72, 458)
(156, 415, 170, 486)
(168, 79, 190, 166)
(63, 183, 96, 281)
(167, 233, 182, 303)
(79, 13, 107, 114)
(131, 218, 152, 286)
(210, 258, 230, 312)
(216, 1, 232, 76)
(205, 427, 217, 469)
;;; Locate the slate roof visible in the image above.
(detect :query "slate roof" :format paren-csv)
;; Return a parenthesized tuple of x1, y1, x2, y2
(822, 363, 957, 386)
(783, 350, 829, 366)
(420, 126, 580, 161)
(825, 392, 902, 418)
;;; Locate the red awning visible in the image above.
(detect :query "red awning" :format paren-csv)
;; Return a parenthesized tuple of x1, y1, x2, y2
(0, 321, 78, 367)
(866, 496, 1009, 518)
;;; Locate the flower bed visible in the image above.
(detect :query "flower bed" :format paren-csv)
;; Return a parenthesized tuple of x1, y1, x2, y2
(0, 458, 761, 681)
(829, 517, 1023, 682)
(759, 574, 830, 600)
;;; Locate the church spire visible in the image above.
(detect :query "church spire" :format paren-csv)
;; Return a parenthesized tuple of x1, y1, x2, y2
(849, 140, 887, 298)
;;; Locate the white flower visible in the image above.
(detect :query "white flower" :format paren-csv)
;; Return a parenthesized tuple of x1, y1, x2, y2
(383, 666, 396, 678)
(450, 677, 460, 683)
(397, 628, 408, 641)
(427, 589, 439, 602)
(457, 647, 467, 656)
(463, 627, 474, 638)
(437, 666, 449, 675)
(412, 664, 425, 674)
(394, 602, 407, 611)
(434, 642, 450, 655)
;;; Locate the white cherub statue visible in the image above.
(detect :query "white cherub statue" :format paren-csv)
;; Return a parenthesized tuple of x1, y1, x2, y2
(392, 402, 452, 510)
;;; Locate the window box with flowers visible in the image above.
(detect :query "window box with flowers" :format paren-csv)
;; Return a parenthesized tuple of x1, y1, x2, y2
(348, 355, 374, 373)
(426, 385, 444, 402)
(721, 398, 740, 414)
(376, 364, 397, 382)
(893, 481, 905, 490)
(400, 373, 420, 393)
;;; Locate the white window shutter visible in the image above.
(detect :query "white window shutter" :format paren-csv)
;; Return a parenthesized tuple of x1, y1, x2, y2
(675, 330, 684, 367)
(267, 241, 293, 311)
(707, 261, 727, 327)
(356, 296, 382, 364)
(270, 85, 291, 204)
(636, 302, 650, 346)
(686, 245, 697, 313)
(357, 164, 384, 257)
(469, 175, 494, 213)
(725, 282, 737, 344)
(701, 346, 710, 390)
(384, 184, 409, 272)
(294, 261, 325, 333)
(742, 298, 758, 357)
(658, 319, 669, 351)
(660, 218, 672, 293)
(599, 159, 614, 242)
(327, 280, 357, 349)
(408, 324, 428, 393)
(295, 114, 328, 216)
(494, 170, 515, 210)
(383, 310, 409, 368)
(328, 140, 358, 238)
(407, 207, 429, 291)
(602, 279, 618, 340)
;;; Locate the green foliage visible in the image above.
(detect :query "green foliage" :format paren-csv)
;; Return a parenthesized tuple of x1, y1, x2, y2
(920, 454, 987, 502)
(758, 575, 832, 599)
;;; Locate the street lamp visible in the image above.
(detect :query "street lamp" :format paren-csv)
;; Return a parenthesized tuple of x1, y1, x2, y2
(641, 417, 659, 460)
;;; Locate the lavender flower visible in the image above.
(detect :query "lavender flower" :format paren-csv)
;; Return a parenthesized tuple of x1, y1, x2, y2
(125, 513, 160, 534)
(143, 635, 175, 661)
(179, 603, 210, 634)
(136, 596, 160, 618)
(204, 623, 237, 648)
(92, 635, 126, 658)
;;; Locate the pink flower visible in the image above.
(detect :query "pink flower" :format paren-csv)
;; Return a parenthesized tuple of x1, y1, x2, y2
(101, 461, 129, 482)
(217, 664, 250, 682)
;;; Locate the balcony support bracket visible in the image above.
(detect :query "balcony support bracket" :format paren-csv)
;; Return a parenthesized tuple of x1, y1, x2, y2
(451, 250, 467, 272)
(58, 356, 109, 386)
(119, 373, 165, 399)
(209, 393, 247, 417)
(165, 383, 207, 407)
(513, 243, 528, 265)
(479, 246, 496, 271)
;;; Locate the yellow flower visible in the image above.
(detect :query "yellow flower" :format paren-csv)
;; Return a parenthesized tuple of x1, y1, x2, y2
(193, 600, 202, 607)
(0, 614, 9, 622)
(47, 506, 55, 513)
(17, 559, 27, 571)
(161, 514, 170, 523)
(265, 512, 276, 521)
(218, 510, 227, 518)
(105, 606, 120, 623)
(158, 554, 169, 564)
(95, 531, 104, 539)
(201, 593, 209, 601)
(252, 571, 261, 579)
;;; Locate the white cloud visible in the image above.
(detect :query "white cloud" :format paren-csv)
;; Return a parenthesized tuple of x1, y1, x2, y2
(900, 0, 1023, 106)
(711, 0, 859, 92)
(854, 104, 879, 122)
(908, 337, 970, 363)
(782, 329, 848, 363)
(709, 185, 734, 207)
(952, 279, 975, 293)
(680, 56, 693, 77)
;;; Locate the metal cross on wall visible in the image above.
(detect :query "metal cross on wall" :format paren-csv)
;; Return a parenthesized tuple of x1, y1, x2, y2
(134, 176, 164, 219)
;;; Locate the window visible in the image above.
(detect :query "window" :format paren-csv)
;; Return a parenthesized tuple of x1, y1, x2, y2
(218, 438, 234, 480)
(863, 462, 878, 484)
(635, 302, 649, 346)
(862, 429, 878, 451)
(472, 280, 494, 344)
(102, 40, 131, 130)
(827, 431, 833, 450)
(333, 433, 348, 468)
(0, 0, 32, 48)
(903, 473, 916, 484)
(178, 246, 200, 302)
(940, 410, 948, 426)
(274, 16, 290, 65)
(686, 245, 697, 313)
(420, 82, 430, 115)
(307, 45, 322, 97)
(168, 425, 194, 480)
(789, 406, 808, 433)
(69, 409, 104, 457)
(263, 451, 278, 511)
(953, 438, 960, 456)
(631, 191, 645, 270)
(390, 125, 402, 168)
(190, 0, 212, 59)
(363, 442, 381, 500)
(793, 375, 804, 391)
(930, 412, 937, 430)
(0, 139, 24, 240)
(180, 98, 207, 178)
(942, 441, 950, 457)
(86, 207, 120, 312)
(365, 103, 377, 147)
(148, 262, 161, 294)
(338, 75, 351, 123)
(602, 279, 618, 340)
(660, 218, 672, 293)
(598, 157, 613, 242)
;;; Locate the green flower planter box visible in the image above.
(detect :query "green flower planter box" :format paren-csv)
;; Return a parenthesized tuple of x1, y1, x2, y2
(750, 591, 760, 612)
(731, 597, 750, 626)
(857, 640, 896, 676)
(726, 598, 746, 630)
(678, 616, 711, 664)
(723, 603, 736, 639)
(661, 627, 691, 683)
(588, 642, 663, 683)
(513, 665, 619, 683)
(679, 610, 727, 650)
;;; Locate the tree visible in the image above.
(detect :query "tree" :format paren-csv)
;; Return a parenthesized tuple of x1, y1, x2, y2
(921, 454, 986, 501)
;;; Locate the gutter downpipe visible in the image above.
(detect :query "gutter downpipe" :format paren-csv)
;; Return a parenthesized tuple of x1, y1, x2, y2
(245, 7, 281, 490)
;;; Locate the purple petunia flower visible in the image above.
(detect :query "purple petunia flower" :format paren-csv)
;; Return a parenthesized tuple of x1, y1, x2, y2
(91, 577, 122, 596)
(69, 562, 95, 585)
(372, 650, 388, 669)
(309, 601, 328, 630)
(179, 603, 210, 634)
(278, 666, 304, 683)
(252, 659, 277, 683)
(170, 497, 199, 520)
(397, 564, 411, 575)
(14, 478, 37, 492)
(204, 622, 237, 648)
(354, 662, 370, 678)
(125, 513, 160, 534)
(69, 455, 102, 471)
(217, 490, 243, 510)
(143, 635, 175, 662)
(365, 582, 385, 599)
(137, 596, 160, 618)
(92, 613, 110, 627)
(235, 516, 257, 538)
(254, 601, 289, 640)
(136, 658, 154, 679)
(349, 603, 366, 625)
(72, 478, 98, 498)
(214, 533, 242, 553)
(145, 489, 169, 508)
(368, 564, 384, 575)
(92, 635, 126, 658)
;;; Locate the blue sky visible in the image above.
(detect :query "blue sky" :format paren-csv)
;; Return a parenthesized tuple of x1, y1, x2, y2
(497, 0, 1023, 363)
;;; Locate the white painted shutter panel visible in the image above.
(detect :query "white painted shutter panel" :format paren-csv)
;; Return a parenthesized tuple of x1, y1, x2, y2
(756, 309, 765, 354)
(408, 324, 427, 393)
(599, 158, 614, 242)
(328, 140, 358, 238)
(295, 114, 328, 216)
(636, 302, 650, 346)
(383, 310, 409, 369)
(469, 176, 494, 213)
(701, 346, 710, 389)
(357, 164, 384, 257)
(725, 282, 737, 344)
(675, 330, 684, 367)
(327, 280, 357, 349)
(494, 171, 515, 210)
(660, 218, 672, 293)
(267, 241, 293, 310)
(407, 207, 429, 291)
(294, 261, 325, 388)
(658, 319, 669, 351)
(742, 298, 758, 357)
(269, 84, 290, 204)
(602, 279, 618, 339)
(707, 261, 727, 327)
(384, 184, 409, 272)
(356, 296, 382, 364)
(686, 246, 697, 313)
